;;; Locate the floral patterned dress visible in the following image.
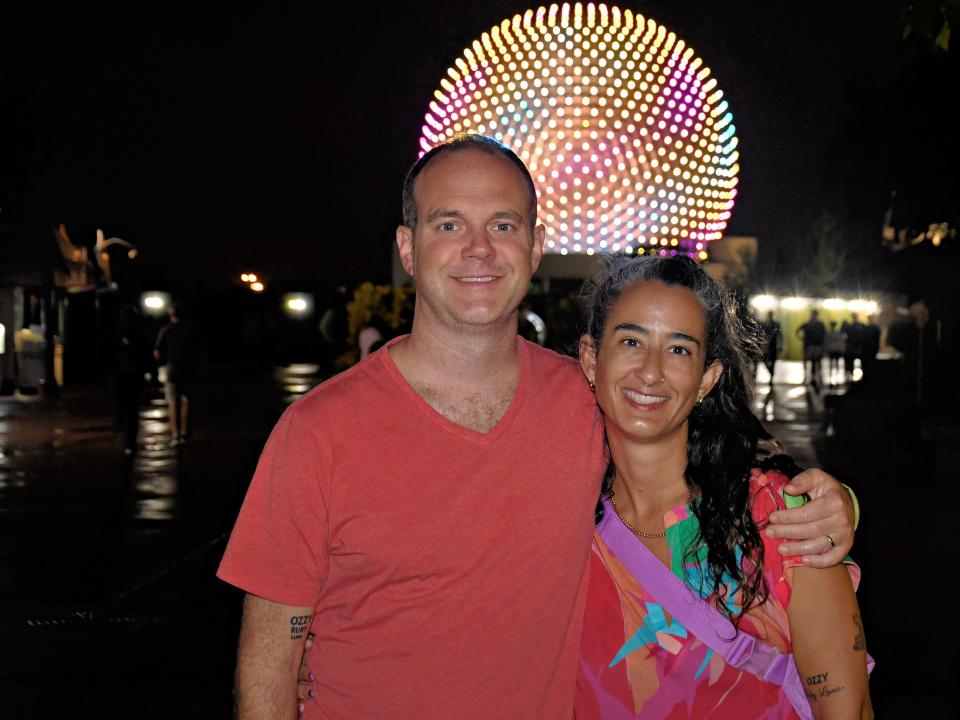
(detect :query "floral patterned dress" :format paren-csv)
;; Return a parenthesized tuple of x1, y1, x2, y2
(575, 470, 861, 719)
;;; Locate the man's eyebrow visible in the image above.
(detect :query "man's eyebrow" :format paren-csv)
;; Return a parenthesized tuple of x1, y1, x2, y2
(424, 209, 526, 223)
(425, 208, 465, 223)
(613, 323, 701, 347)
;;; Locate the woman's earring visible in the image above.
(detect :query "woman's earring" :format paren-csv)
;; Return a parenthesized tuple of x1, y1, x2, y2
(589, 379, 596, 392)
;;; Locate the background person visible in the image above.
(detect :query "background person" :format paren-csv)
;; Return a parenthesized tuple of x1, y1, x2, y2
(841, 314, 866, 382)
(759, 310, 782, 386)
(825, 320, 846, 385)
(114, 304, 150, 454)
(154, 303, 199, 445)
(796, 310, 826, 386)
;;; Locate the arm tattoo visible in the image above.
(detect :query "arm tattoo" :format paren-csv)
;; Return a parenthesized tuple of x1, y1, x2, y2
(805, 671, 846, 702)
(803, 673, 846, 704)
(290, 614, 312, 641)
(819, 684, 847, 699)
(852, 613, 866, 651)
(805, 672, 828, 687)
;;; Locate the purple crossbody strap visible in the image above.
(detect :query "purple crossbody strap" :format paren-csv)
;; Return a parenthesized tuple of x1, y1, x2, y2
(598, 497, 815, 720)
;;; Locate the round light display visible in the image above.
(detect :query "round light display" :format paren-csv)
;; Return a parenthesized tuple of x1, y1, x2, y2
(419, 2, 739, 258)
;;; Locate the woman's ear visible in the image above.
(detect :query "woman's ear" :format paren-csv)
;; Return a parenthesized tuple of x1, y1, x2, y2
(699, 360, 723, 400)
(579, 334, 597, 387)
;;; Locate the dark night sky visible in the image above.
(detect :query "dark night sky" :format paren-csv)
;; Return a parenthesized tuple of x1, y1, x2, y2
(1, 1, 952, 290)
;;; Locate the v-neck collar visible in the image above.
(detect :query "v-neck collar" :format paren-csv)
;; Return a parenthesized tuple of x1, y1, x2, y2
(378, 334, 531, 445)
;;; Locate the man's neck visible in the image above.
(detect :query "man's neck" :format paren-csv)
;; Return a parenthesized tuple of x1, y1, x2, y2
(390, 318, 520, 390)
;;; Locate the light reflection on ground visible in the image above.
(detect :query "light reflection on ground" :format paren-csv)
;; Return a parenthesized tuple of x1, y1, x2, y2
(131, 390, 179, 521)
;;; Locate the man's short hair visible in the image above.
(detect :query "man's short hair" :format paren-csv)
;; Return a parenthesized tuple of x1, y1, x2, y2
(401, 135, 538, 230)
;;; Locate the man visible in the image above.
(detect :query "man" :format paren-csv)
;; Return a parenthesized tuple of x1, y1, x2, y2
(824, 320, 846, 385)
(218, 136, 855, 719)
(154, 303, 198, 445)
(759, 310, 782, 386)
(861, 314, 882, 380)
(796, 308, 826, 386)
(841, 313, 866, 382)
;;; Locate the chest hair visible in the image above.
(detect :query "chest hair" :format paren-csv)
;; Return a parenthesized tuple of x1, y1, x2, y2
(413, 382, 516, 433)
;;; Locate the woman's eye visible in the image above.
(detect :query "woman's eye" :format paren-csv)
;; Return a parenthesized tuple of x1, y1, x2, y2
(668, 345, 692, 356)
(620, 337, 640, 347)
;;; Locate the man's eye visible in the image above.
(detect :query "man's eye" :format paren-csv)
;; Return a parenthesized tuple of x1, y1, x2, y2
(494, 223, 514, 232)
(439, 222, 457, 231)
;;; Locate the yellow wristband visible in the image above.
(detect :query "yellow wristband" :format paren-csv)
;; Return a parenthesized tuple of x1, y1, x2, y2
(841, 483, 860, 530)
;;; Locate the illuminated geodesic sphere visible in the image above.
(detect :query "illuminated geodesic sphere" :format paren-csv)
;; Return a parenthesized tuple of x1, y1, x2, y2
(419, 2, 739, 258)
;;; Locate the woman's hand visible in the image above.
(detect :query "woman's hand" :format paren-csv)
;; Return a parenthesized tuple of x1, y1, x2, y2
(296, 632, 316, 717)
(765, 468, 855, 567)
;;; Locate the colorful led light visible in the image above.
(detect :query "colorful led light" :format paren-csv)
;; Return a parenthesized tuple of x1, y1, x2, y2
(419, 2, 739, 257)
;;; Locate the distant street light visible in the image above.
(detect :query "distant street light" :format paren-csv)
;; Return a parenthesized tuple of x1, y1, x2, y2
(283, 293, 313, 318)
(141, 292, 172, 316)
(250, 282, 265, 293)
(750, 295, 777, 312)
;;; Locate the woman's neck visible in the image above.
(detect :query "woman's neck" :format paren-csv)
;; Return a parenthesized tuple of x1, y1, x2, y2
(607, 425, 690, 519)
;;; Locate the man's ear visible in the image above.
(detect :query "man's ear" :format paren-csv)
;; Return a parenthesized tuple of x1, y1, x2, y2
(579, 334, 597, 387)
(530, 223, 546, 272)
(396, 225, 414, 276)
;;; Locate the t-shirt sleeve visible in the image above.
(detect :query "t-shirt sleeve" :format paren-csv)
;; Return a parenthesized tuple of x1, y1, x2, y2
(749, 469, 861, 611)
(217, 401, 331, 607)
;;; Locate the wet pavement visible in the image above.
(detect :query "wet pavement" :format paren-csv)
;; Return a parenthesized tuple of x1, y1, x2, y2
(0, 359, 953, 717)
(0, 364, 320, 718)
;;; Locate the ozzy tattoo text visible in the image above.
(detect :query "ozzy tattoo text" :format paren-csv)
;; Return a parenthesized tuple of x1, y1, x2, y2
(290, 614, 312, 641)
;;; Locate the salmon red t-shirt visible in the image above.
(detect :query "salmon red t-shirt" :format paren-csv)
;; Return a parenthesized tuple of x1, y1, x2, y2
(217, 337, 607, 719)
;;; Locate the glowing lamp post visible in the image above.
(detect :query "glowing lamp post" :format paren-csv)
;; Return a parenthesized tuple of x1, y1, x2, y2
(140, 292, 172, 317)
(419, 2, 739, 259)
(283, 293, 314, 318)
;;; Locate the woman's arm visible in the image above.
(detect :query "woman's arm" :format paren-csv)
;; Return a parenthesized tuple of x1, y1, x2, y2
(788, 565, 873, 719)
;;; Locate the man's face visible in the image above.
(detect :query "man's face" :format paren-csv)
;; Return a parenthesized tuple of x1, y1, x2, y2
(396, 149, 545, 333)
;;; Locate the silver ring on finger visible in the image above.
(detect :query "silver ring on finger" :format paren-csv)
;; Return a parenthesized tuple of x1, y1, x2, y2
(825, 534, 836, 549)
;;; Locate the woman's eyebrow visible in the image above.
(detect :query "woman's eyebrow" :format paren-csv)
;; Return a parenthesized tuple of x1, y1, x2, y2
(613, 323, 701, 347)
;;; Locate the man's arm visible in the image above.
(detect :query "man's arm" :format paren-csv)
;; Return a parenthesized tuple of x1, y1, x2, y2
(235, 593, 314, 720)
(765, 469, 856, 568)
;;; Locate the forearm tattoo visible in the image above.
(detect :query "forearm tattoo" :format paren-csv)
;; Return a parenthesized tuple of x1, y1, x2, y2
(290, 614, 311, 641)
(852, 614, 866, 651)
(805, 671, 846, 702)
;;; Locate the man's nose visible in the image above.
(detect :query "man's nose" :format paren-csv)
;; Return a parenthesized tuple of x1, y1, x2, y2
(462, 227, 495, 260)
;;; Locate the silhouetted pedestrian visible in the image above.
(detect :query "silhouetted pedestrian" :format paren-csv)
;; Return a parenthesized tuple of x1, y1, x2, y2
(796, 309, 826, 385)
(759, 311, 782, 386)
(841, 313, 866, 381)
(861, 315, 881, 380)
(825, 320, 846, 385)
(154, 303, 199, 446)
(115, 305, 150, 454)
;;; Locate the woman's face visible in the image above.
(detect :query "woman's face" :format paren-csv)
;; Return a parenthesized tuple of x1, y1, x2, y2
(580, 281, 722, 447)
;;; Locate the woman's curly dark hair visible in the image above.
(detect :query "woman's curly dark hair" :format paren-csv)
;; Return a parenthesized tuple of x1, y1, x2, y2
(583, 254, 775, 628)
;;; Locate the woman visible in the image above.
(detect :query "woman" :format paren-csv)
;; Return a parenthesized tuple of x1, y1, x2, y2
(576, 256, 872, 719)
